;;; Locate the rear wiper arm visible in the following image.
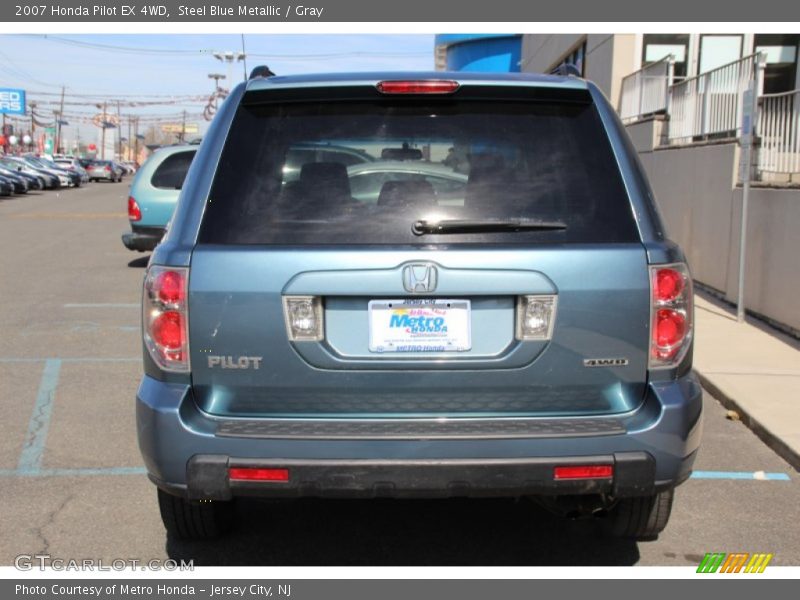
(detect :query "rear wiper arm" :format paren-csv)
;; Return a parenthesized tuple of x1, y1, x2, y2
(412, 218, 567, 236)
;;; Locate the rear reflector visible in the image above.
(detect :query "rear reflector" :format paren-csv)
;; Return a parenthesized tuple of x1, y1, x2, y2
(553, 465, 613, 480)
(376, 80, 460, 95)
(228, 467, 289, 482)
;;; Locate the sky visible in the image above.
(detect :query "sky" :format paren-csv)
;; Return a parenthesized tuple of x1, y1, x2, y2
(0, 34, 435, 149)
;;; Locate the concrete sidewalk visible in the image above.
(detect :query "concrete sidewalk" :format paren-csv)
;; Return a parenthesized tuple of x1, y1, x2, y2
(693, 292, 800, 470)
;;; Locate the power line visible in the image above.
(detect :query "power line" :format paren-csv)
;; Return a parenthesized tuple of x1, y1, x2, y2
(32, 35, 212, 55)
(26, 34, 430, 60)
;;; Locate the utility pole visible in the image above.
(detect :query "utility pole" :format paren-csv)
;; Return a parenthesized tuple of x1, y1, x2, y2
(100, 101, 107, 160)
(116, 101, 122, 160)
(127, 117, 132, 161)
(182, 110, 188, 143)
(30, 101, 37, 149)
(133, 117, 139, 164)
(241, 34, 248, 80)
(55, 85, 65, 154)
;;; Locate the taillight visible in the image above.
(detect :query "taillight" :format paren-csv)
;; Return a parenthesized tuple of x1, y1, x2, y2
(649, 263, 693, 368)
(143, 266, 189, 372)
(104, 165, 111, 172)
(128, 196, 141, 221)
(376, 80, 460, 94)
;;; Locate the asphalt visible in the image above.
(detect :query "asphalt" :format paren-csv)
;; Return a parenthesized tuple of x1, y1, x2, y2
(0, 182, 798, 567)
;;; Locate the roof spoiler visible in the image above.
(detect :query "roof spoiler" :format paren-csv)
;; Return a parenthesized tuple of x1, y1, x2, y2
(249, 65, 276, 79)
(550, 64, 581, 77)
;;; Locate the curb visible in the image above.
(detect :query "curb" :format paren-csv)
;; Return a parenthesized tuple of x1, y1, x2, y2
(695, 370, 800, 472)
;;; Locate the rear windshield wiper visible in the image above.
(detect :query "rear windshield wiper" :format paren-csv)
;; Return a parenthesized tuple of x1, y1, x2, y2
(412, 218, 567, 236)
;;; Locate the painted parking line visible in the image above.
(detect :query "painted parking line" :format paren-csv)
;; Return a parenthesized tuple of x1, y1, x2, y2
(0, 467, 147, 477)
(63, 303, 139, 308)
(16, 359, 62, 475)
(8, 213, 127, 220)
(0, 357, 140, 363)
(691, 470, 791, 481)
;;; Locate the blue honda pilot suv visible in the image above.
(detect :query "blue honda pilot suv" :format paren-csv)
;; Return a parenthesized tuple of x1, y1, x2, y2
(137, 70, 702, 541)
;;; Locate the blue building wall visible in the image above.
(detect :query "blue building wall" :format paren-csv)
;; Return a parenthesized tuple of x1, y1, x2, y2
(435, 34, 522, 73)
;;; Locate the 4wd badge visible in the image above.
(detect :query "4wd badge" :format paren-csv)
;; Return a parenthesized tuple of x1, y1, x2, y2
(583, 358, 629, 367)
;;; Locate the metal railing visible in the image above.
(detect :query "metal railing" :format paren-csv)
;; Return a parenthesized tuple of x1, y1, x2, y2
(668, 53, 763, 144)
(757, 89, 800, 176)
(618, 54, 675, 122)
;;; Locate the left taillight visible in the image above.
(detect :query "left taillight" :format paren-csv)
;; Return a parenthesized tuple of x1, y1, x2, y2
(143, 266, 190, 372)
(649, 263, 693, 369)
(128, 196, 142, 221)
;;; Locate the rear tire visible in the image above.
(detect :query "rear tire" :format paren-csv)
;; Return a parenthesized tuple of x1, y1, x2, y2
(157, 488, 234, 540)
(603, 488, 674, 540)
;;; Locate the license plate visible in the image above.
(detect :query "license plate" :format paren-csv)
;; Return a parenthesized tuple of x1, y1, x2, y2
(368, 299, 471, 353)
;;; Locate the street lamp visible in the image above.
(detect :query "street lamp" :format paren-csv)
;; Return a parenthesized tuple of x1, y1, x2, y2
(212, 51, 246, 85)
(208, 72, 227, 91)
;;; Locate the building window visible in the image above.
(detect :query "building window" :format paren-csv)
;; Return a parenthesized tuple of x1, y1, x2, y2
(555, 41, 587, 76)
(698, 34, 743, 74)
(642, 34, 690, 78)
(754, 34, 799, 94)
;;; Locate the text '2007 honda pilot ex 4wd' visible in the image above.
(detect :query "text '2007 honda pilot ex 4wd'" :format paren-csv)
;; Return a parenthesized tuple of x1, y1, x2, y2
(137, 71, 702, 542)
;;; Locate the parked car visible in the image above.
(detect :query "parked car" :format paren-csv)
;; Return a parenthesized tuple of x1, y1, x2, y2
(86, 160, 124, 183)
(0, 175, 14, 196)
(121, 160, 139, 174)
(54, 157, 90, 183)
(347, 160, 468, 204)
(0, 167, 29, 194)
(26, 156, 82, 187)
(0, 166, 43, 191)
(1, 157, 61, 189)
(138, 71, 701, 542)
(282, 141, 375, 182)
(122, 145, 197, 252)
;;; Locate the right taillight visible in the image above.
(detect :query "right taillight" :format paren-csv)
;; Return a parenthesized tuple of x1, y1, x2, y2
(143, 266, 190, 372)
(128, 196, 141, 221)
(649, 263, 693, 368)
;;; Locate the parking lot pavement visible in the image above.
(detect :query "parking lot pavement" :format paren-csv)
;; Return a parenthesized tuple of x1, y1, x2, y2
(1, 183, 798, 567)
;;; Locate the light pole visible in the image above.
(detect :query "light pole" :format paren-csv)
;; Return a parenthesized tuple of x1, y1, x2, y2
(29, 101, 37, 150)
(208, 72, 227, 93)
(212, 51, 246, 86)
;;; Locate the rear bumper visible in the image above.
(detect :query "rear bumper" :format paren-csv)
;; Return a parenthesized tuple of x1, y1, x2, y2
(154, 452, 669, 500)
(137, 374, 703, 500)
(122, 226, 164, 252)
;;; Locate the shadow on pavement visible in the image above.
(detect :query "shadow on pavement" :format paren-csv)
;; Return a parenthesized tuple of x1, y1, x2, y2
(128, 256, 150, 268)
(165, 497, 640, 566)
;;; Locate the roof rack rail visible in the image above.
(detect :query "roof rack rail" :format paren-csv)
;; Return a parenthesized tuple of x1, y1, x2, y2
(550, 64, 582, 77)
(249, 65, 276, 79)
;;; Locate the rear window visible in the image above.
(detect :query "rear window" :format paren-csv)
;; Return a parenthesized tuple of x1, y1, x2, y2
(199, 94, 638, 245)
(150, 150, 196, 190)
